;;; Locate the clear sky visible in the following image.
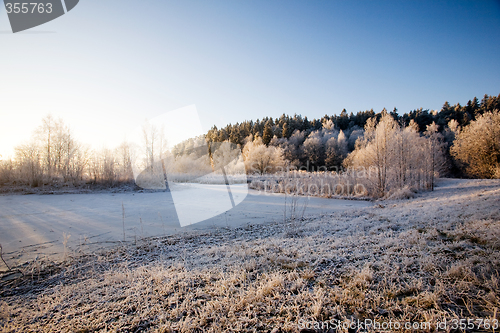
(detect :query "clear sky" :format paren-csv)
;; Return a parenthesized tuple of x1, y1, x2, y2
(1, 0, 499, 159)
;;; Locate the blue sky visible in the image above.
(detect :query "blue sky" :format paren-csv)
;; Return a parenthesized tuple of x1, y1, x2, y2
(1, 0, 499, 157)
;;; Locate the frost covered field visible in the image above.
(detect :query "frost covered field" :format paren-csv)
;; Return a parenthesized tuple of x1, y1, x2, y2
(0, 186, 369, 265)
(1, 178, 500, 332)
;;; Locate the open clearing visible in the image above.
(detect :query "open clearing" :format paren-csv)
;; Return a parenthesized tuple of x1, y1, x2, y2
(1, 178, 499, 332)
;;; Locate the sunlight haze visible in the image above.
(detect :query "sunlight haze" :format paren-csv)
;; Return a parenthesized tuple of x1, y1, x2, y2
(1, 0, 499, 158)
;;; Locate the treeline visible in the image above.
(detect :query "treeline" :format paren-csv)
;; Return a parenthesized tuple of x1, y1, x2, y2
(207, 94, 500, 144)
(206, 93, 500, 178)
(0, 115, 134, 189)
(1, 93, 499, 190)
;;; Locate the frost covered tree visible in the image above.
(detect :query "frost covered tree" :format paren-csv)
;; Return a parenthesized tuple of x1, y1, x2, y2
(336, 130, 348, 159)
(39, 115, 55, 179)
(15, 140, 43, 187)
(345, 112, 446, 197)
(57, 128, 87, 183)
(347, 128, 364, 151)
(210, 141, 246, 178)
(324, 131, 348, 170)
(0, 158, 14, 185)
(354, 112, 399, 196)
(424, 122, 447, 190)
(13, 115, 87, 185)
(302, 131, 325, 166)
(270, 130, 305, 168)
(36, 115, 70, 180)
(242, 135, 284, 174)
(392, 120, 419, 190)
(116, 141, 134, 182)
(325, 137, 340, 168)
(322, 119, 334, 131)
(101, 148, 116, 184)
(132, 128, 173, 188)
(451, 110, 500, 178)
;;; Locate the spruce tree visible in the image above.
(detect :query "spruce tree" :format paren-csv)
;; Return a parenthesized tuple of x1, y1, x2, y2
(262, 122, 274, 146)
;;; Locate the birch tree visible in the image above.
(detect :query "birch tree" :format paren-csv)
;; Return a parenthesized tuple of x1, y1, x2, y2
(451, 110, 500, 178)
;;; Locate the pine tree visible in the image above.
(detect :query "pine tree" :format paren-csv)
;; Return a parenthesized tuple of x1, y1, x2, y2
(262, 122, 274, 146)
(282, 122, 291, 138)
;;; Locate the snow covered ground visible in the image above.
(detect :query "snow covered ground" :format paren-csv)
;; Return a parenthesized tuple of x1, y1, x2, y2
(1, 178, 499, 332)
(0, 185, 371, 267)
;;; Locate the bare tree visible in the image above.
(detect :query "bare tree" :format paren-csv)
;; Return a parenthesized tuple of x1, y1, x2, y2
(88, 149, 102, 184)
(33, 115, 87, 184)
(39, 115, 54, 180)
(102, 148, 116, 184)
(116, 141, 134, 182)
(15, 140, 43, 187)
(142, 121, 166, 172)
(0, 158, 14, 185)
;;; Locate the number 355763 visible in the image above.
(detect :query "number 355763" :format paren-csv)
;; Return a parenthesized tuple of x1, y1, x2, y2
(5, 3, 53, 14)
